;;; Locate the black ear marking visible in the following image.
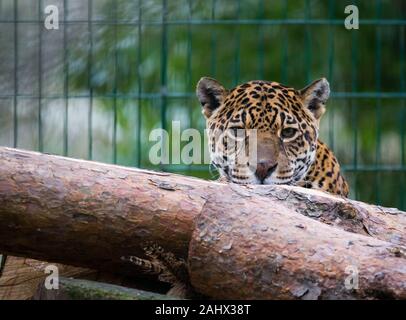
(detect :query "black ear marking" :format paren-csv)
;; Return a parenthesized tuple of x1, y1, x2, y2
(196, 77, 227, 119)
(204, 87, 221, 109)
(307, 99, 319, 111)
(300, 78, 330, 121)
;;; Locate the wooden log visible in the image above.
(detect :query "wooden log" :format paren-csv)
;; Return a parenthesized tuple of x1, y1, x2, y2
(0, 147, 405, 299)
(188, 188, 406, 299)
(0, 256, 95, 300)
(0, 147, 207, 274)
(240, 184, 406, 246)
(33, 277, 176, 300)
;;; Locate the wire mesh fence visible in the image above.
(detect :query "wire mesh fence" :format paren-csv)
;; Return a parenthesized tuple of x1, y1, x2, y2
(0, 0, 405, 209)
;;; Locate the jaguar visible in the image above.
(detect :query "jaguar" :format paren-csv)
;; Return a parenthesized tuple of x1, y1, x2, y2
(196, 77, 349, 197)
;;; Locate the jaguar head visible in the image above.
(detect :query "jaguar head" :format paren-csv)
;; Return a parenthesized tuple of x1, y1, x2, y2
(197, 77, 330, 185)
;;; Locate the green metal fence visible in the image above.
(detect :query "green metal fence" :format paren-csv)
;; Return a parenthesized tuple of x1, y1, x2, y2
(0, 0, 405, 209)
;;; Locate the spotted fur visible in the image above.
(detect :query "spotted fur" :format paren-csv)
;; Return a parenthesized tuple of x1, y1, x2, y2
(197, 77, 349, 197)
(122, 243, 196, 298)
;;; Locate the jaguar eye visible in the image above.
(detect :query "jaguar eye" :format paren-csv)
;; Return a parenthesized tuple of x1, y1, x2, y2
(281, 127, 297, 139)
(228, 126, 245, 136)
(228, 125, 245, 130)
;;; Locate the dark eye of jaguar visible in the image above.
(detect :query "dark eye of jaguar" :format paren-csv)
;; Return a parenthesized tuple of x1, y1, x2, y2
(228, 126, 245, 136)
(228, 125, 244, 130)
(281, 127, 297, 139)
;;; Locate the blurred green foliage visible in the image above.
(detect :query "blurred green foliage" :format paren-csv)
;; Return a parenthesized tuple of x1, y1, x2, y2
(0, 0, 405, 208)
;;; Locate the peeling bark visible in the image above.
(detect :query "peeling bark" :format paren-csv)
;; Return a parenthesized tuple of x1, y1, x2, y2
(0, 147, 207, 274)
(0, 147, 405, 299)
(240, 184, 406, 247)
(188, 188, 406, 299)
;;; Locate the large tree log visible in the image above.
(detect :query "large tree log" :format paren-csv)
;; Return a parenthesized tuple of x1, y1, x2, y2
(188, 189, 406, 299)
(33, 277, 176, 300)
(0, 147, 405, 299)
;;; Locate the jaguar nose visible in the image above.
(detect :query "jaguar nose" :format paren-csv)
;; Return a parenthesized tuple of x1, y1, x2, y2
(255, 161, 278, 182)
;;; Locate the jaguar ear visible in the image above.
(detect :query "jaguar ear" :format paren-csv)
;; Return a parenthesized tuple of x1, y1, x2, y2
(196, 77, 227, 119)
(299, 78, 330, 121)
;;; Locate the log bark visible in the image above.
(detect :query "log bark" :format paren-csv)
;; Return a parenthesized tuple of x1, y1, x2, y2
(0, 147, 207, 275)
(188, 189, 406, 299)
(0, 256, 95, 300)
(0, 147, 405, 299)
(33, 277, 176, 300)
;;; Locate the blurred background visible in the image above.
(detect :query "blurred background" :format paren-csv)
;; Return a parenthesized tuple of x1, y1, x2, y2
(0, 0, 405, 209)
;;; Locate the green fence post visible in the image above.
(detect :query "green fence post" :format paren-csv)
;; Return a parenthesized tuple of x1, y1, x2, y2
(13, 0, 18, 148)
(375, 0, 382, 205)
(88, 0, 93, 160)
(210, 0, 217, 77)
(136, 0, 142, 167)
(400, 25, 405, 209)
(63, 0, 69, 156)
(38, 0, 43, 152)
(113, 0, 118, 164)
(160, 0, 168, 170)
